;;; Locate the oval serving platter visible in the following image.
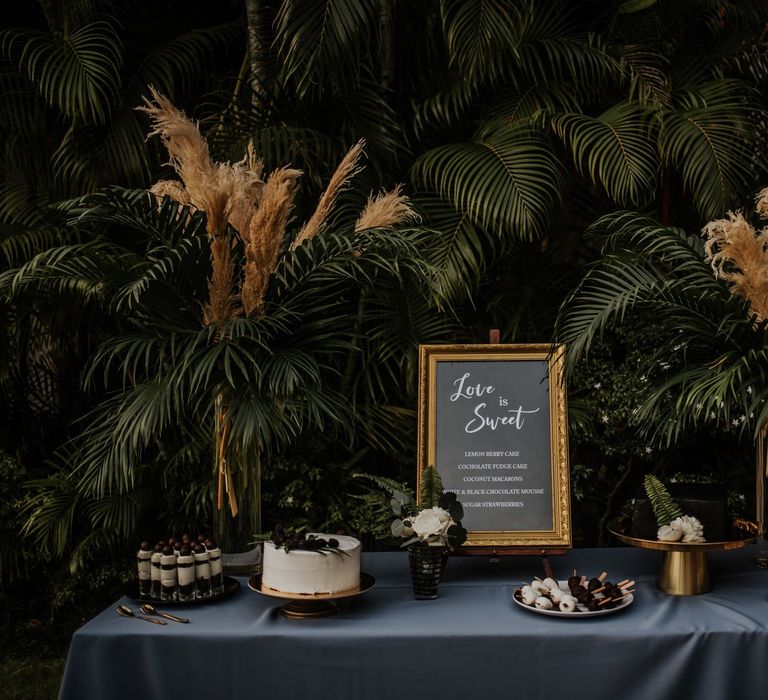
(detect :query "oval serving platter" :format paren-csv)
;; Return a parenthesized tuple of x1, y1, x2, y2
(512, 580, 634, 618)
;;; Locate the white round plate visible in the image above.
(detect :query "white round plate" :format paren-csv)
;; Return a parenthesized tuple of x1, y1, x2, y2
(512, 580, 634, 618)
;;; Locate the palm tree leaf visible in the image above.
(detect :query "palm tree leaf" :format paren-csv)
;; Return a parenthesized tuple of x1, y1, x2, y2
(21, 473, 80, 556)
(411, 78, 479, 142)
(440, 0, 522, 81)
(411, 127, 565, 240)
(514, 35, 622, 88)
(478, 82, 587, 139)
(275, 0, 378, 97)
(414, 194, 491, 300)
(131, 21, 242, 99)
(549, 103, 659, 207)
(557, 211, 731, 367)
(0, 223, 70, 267)
(333, 68, 410, 172)
(1, 20, 123, 124)
(659, 80, 760, 219)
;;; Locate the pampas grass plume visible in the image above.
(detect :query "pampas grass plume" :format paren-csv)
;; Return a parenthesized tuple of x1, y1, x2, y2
(354, 184, 420, 232)
(703, 207, 768, 323)
(291, 139, 366, 250)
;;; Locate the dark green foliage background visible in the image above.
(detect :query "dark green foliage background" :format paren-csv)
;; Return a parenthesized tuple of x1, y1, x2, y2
(1, 1, 767, 692)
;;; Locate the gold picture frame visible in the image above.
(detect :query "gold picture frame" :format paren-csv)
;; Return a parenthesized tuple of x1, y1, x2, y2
(417, 344, 571, 552)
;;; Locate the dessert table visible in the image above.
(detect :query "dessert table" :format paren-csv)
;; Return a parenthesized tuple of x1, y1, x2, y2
(59, 545, 768, 700)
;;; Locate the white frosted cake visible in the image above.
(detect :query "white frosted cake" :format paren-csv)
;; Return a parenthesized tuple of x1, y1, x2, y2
(262, 534, 361, 595)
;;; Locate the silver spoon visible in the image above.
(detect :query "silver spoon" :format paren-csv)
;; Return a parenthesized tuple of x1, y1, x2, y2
(116, 604, 167, 625)
(139, 603, 189, 623)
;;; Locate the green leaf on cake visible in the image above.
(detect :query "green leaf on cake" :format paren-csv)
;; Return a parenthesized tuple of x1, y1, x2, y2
(643, 474, 683, 527)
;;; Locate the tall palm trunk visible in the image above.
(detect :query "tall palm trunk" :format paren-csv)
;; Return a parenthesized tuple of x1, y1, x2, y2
(244, 0, 272, 111)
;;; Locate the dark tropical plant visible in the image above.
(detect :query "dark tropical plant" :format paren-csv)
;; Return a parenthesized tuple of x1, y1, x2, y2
(556, 200, 768, 446)
(2, 0, 768, 577)
(212, 0, 768, 342)
(5, 94, 448, 565)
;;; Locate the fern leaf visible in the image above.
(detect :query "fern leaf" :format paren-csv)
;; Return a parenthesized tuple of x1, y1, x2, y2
(353, 473, 412, 499)
(643, 474, 683, 527)
(418, 465, 444, 509)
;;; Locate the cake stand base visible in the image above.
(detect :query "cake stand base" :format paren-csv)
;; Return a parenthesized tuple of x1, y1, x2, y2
(657, 550, 710, 596)
(280, 600, 338, 619)
(247, 573, 376, 620)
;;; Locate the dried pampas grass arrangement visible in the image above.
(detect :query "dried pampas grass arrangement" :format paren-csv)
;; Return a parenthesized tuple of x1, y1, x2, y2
(703, 189, 768, 323)
(136, 89, 419, 519)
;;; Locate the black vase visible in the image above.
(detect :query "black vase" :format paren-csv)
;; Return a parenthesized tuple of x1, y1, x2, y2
(407, 544, 445, 599)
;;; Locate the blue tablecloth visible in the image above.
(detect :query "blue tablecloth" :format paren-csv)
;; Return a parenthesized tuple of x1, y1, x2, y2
(59, 545, 768, 700)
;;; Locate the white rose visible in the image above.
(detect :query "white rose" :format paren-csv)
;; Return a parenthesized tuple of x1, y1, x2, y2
(431, 507, 452, 530)
(410, 509, 445, 541)
(657, 524, 683, 542)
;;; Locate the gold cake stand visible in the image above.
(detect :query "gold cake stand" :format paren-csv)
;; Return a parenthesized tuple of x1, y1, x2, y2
(248, 573, 375, 619)
(608, 520, 758, 596)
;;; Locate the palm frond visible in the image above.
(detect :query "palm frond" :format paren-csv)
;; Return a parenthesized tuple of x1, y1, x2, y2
(440, 0, 522, 81)
(0, 238, 140, 304)
(414, 194, 491, 300)
(514, 34, 623, 89)
(131, 21, 242, 100)
(549, 103, 658, 207)
(411, 78, 479, 141)
(333, 69, 410, 172)
(1, 20, 123, 124)
(0, 223, 70, 267)
(21, 474, 80, 557)
(275, 0, 378, 97)
(411, 127, 565, 240)
(659, 80, 761, 219)
(557, 211, 732, 368)
(478, 82, 587, 139)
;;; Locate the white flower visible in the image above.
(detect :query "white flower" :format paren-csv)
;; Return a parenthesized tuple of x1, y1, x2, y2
(644, 446, 652, 454)
(673, 515, 705, 543)
(658, 524, 683, 542)
(593, 382, 602, 389)
(391, 518, 413, 538)
(601, 413, 609, 423)
(410, 507, 452, 541)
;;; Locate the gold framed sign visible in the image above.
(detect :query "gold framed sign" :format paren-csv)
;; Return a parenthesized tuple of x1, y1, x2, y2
(417, 344, 571, 551)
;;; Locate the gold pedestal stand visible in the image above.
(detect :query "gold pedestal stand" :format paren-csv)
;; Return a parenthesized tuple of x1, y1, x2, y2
(657, 550, 710, 595)
(608, 521, 757, 596)
(248, 573, 376, 619)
